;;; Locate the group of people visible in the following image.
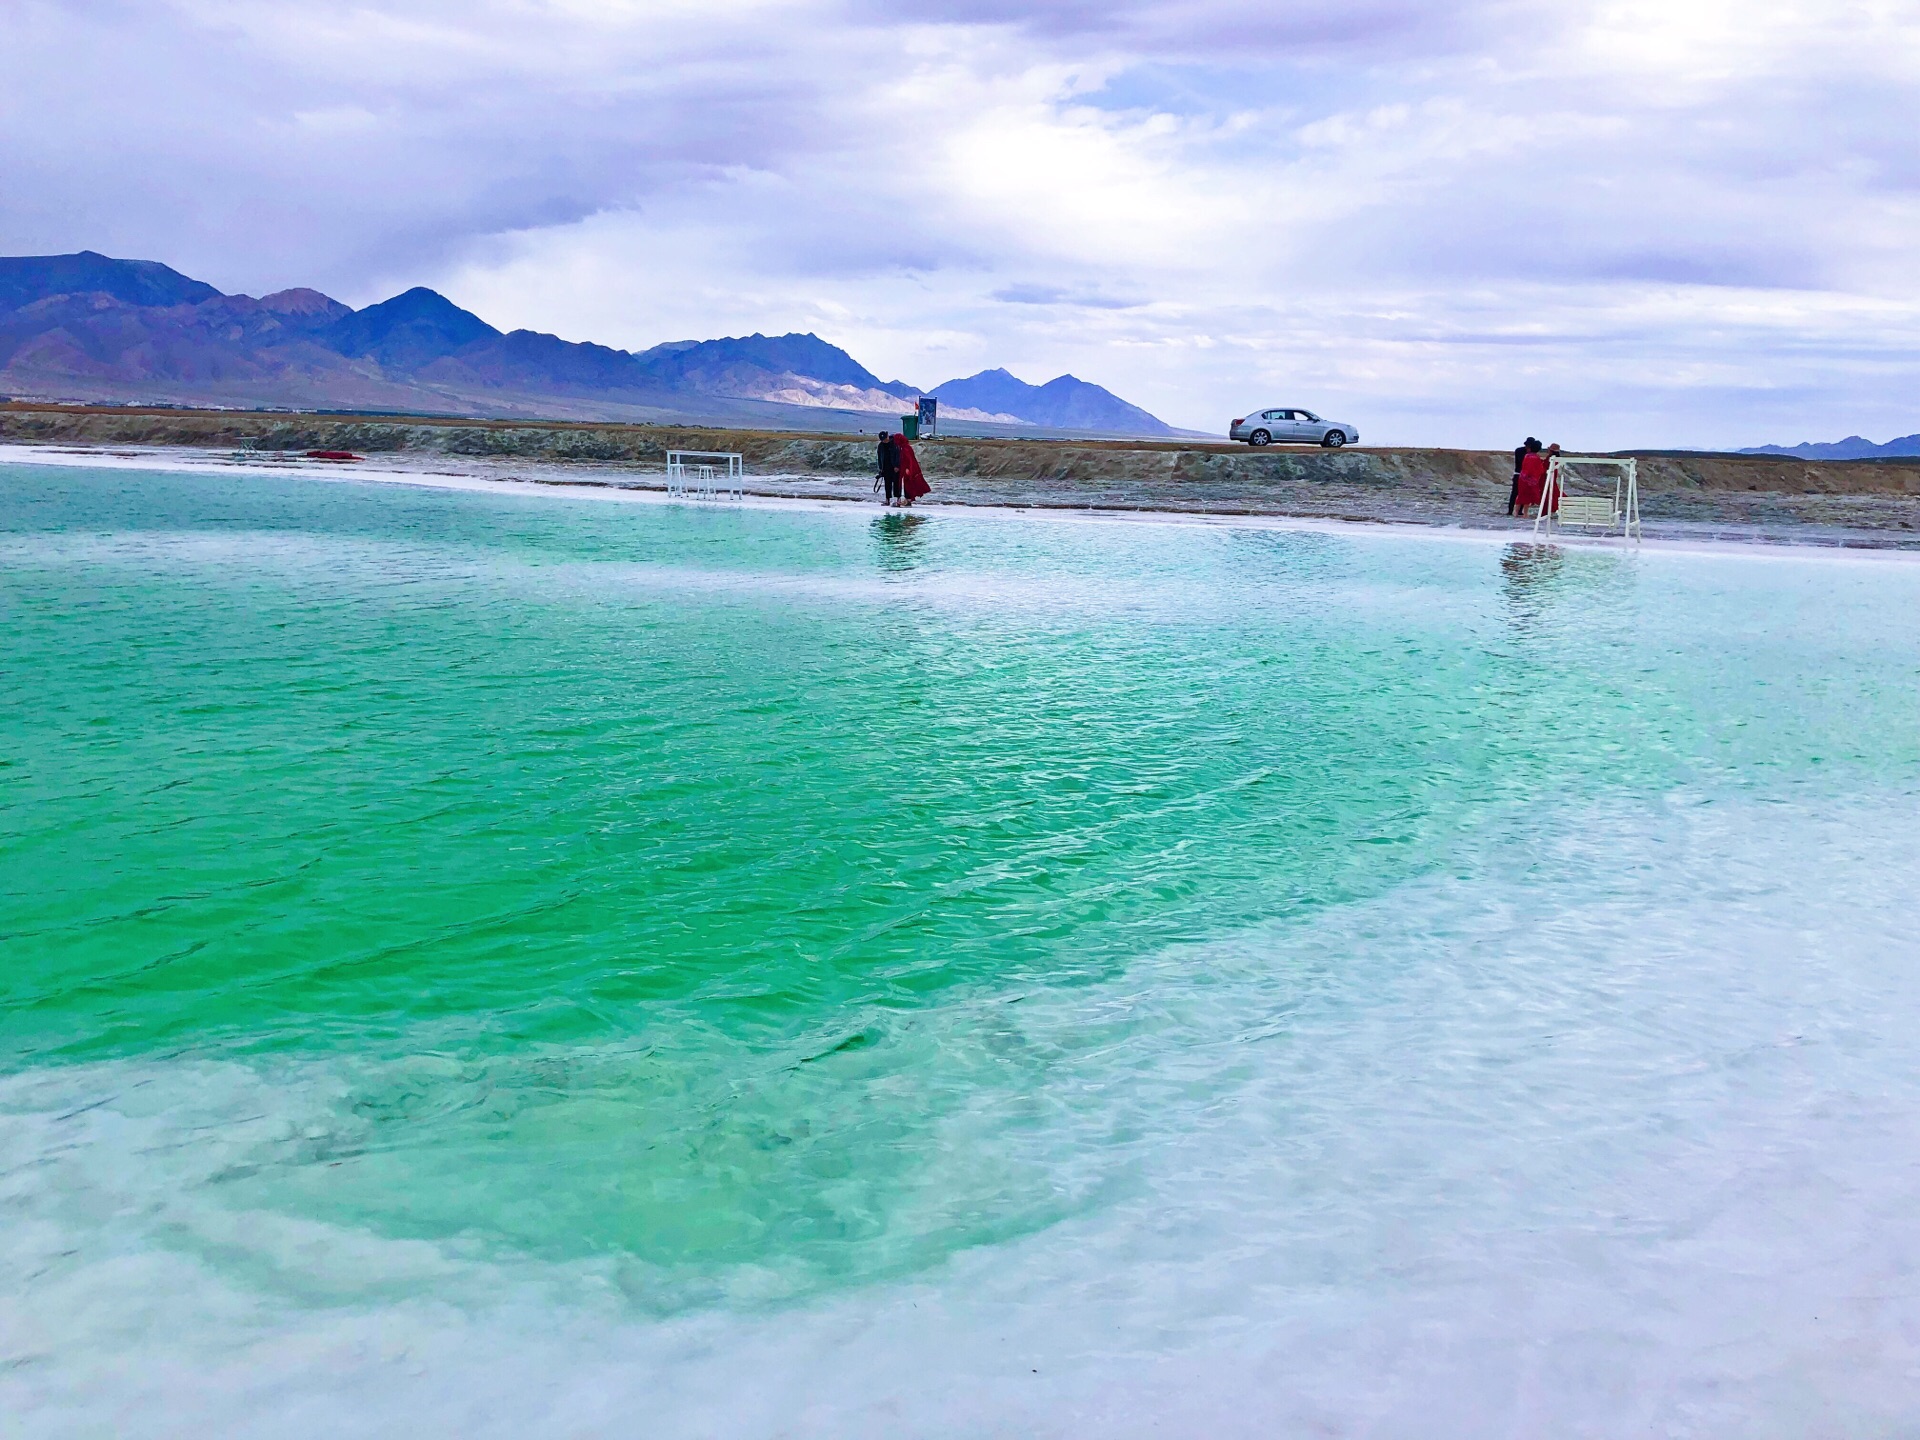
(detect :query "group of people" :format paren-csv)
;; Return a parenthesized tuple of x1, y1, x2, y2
(876, 426, 1561, 518)
(1507, 436, 1562, 517)
(875, 430, 931, 507)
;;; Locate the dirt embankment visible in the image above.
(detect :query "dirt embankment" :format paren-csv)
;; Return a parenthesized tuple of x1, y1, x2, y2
(0, 403, 864, 469)
(7, 403, 1920, 543)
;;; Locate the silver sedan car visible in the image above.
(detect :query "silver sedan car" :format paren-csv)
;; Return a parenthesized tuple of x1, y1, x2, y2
(1230, 407, 1358, 447)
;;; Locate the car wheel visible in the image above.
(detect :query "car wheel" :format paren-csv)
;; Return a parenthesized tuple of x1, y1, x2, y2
(1321, 431, 1346, 448)
(1249, 430, 1271, 446)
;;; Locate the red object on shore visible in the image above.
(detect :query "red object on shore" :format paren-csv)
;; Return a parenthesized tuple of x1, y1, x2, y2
(1514, 450, 1551, 513)
(895, 435, 930, 501)
(305, 450, 362, 462)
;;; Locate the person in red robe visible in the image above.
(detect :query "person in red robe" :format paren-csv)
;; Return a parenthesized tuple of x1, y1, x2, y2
(1513, 441, 1560, 516)
(893, 433, 930, 506)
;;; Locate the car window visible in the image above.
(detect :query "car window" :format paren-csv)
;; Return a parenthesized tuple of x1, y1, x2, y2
(1300, 412, 1318, 422)
(1263, 410, 1283, 420)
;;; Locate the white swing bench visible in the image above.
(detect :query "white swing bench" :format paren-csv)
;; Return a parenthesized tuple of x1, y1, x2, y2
(1532, 455, 1641, 541)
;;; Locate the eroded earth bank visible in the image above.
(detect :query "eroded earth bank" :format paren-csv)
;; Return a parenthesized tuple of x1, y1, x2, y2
(7, 403, 1920, 547)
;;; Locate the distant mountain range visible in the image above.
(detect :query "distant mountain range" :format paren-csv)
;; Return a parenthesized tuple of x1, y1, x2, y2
(1740, 435, 1920, 459)
(930, 368, 1167, 434)
(0, 251, 1177, 437)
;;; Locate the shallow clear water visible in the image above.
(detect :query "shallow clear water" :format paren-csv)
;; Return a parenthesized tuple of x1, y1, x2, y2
(4, 464, 1919, 1435)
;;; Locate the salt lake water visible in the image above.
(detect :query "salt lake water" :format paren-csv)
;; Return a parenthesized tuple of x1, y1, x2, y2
(4, 461, 1919, 1436)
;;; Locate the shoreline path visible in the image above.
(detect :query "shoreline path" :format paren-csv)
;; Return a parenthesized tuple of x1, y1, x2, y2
(4, 413, 1919, 553)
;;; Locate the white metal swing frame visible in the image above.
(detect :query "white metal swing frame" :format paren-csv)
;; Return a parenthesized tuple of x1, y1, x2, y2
(1532, 455, 1640, 542)
(665, 450, 745, 501)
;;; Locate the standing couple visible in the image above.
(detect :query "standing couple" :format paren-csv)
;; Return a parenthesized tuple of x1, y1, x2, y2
(1507, 437, 1561, 517)
(876, 430, 931, 508)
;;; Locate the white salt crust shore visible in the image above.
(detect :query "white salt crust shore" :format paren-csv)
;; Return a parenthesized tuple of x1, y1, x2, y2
(5, 441, 1920, 568)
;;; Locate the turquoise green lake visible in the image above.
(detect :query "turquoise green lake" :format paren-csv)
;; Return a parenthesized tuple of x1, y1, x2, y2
(5, 461, 1920, 1436)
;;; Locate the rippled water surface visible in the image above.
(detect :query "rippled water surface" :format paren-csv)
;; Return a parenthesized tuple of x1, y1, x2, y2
(4, 464, 1920, 1436)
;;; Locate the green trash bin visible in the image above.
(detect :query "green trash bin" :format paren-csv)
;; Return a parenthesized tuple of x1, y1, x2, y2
(899, 414, 919, 440)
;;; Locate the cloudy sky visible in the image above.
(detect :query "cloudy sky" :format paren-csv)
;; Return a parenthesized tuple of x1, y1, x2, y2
(5, 0, 1918, 445)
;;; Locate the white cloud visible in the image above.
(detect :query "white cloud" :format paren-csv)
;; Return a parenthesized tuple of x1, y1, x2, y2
(3, 0, 1918, 445)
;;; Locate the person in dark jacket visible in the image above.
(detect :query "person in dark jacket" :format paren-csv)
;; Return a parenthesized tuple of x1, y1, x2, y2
(1508, 437, 1539, 515)
(876, 430, 903, 505)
